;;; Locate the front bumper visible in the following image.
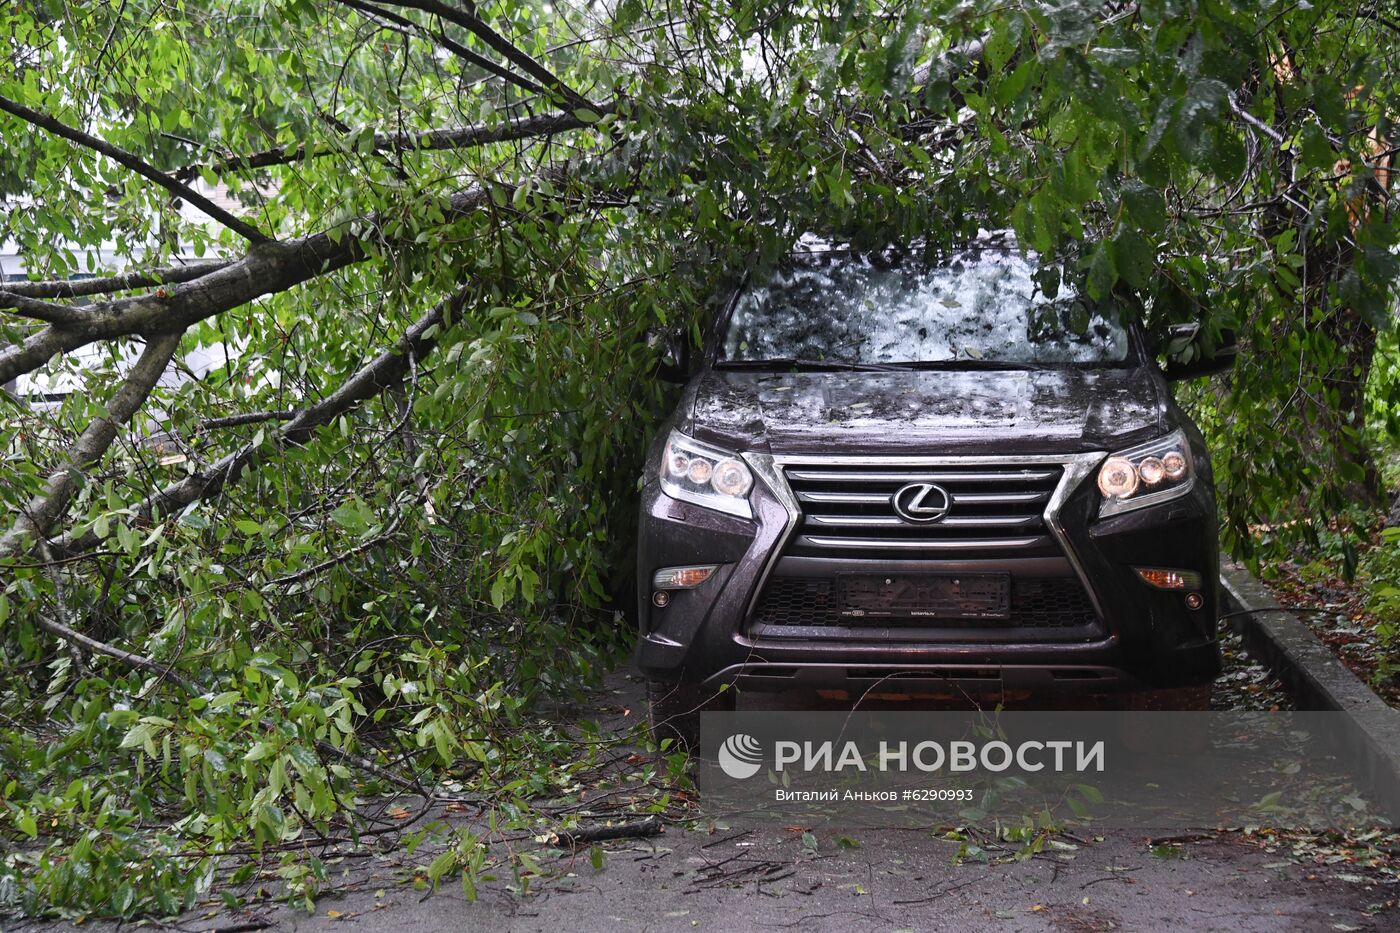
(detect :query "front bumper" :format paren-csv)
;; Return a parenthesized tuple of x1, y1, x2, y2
(636, 451, 1221, 693)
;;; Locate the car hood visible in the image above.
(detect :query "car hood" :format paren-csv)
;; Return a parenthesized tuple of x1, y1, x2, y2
(683, 367, 1170, 455)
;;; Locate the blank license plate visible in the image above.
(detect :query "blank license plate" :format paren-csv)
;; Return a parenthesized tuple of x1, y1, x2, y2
(838, 573, 1011, 620)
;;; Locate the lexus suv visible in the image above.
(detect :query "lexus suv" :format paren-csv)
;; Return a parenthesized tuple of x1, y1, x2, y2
(636, 238, 1233, 746)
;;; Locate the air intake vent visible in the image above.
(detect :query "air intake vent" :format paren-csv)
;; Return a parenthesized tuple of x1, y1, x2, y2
(752, 576, 1097, 631)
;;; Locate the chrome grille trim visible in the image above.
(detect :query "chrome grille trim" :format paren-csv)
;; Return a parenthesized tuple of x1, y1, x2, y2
(786, 468, 1060, 484)
(784, 461, 1063, 557)
(797, 491, 893, 505)
(951, 491, 1052, 505)
(796, 490, 1052, 506)
(804, 514, 1041, 528)
(796, 534, 1049, 550)
(741, 451, 1109, 622)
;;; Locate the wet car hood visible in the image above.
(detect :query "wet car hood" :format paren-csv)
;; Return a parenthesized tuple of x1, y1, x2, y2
(683, 367, 1170, 455)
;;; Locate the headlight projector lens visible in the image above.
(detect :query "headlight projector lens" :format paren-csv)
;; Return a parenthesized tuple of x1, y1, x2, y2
(1138, 456, 1166, 486)
(1162, 450, 1188, 481)
(711, 459, 753, 497)
(1097, 456, 1139, 499)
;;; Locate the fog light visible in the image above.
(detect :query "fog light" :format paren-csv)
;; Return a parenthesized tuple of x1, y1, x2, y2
(652, 591, 670, 608)
(1134, 567, 1203, 590)
(1184, 591, 1204, 610)
(652, 565, 718, 590)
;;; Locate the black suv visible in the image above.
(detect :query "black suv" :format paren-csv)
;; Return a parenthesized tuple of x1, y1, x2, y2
(636, 239, 1232, 745)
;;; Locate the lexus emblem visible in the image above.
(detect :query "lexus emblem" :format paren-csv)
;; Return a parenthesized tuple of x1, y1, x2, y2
(891, 482, 951, 524)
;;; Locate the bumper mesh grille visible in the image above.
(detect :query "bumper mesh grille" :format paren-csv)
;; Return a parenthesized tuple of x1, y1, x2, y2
(751, 576, 1097, 629)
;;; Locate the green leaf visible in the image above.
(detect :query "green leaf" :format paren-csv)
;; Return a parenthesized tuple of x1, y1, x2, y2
(1111, 230, 1154, 290)
(1120, 182, 1164, 231)
(330, 500, 372, 535)
(1086, 242, 1116, 300)
(1298, 122, 1333, 171)
(244, 741, 275, 762)
(1071, 783, 1105, 805)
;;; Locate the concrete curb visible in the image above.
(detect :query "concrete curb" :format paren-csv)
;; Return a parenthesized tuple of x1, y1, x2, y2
(1220, 562, 1400, 818)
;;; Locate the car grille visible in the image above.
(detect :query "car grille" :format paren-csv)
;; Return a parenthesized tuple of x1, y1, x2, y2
(751, 576, 1097, 630)
(782, 462, 1064, 559)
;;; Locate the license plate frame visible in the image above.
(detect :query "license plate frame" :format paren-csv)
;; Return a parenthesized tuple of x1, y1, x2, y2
(836, 572, 1011, 621)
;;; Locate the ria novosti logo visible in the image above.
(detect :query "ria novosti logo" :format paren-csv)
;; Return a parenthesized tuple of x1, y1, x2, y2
(718, 733, 764, 779)
(714, 733, 1106, 780)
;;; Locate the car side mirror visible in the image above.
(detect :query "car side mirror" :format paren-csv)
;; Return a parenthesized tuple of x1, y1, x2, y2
(646, 327, 692, 384)
(1160, 323, 1238, 381)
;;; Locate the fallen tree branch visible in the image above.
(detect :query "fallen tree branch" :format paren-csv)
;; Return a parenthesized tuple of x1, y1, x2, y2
(199, 410, 298, 430)
(0, 261, 230, 300)
(553, 815, 663, 848)
(0, 94, 271, 243)
(0, 331, 183, 560)
(35, 610, 426, 794)
(35, 608, 196, 691)
(37, 541, 88, 678)
(0, 291, 94, 326)
(51, 286, 473, 558)
(175, 104, 614, 180)
(0, 233, 369, 387)
(0, 162, 582, 388)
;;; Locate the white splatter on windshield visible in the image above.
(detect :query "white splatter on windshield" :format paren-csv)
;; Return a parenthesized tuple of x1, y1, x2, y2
(723, 244, 1129, 365)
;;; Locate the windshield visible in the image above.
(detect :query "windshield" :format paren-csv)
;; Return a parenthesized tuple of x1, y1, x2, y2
(720, 246, 1132, 367)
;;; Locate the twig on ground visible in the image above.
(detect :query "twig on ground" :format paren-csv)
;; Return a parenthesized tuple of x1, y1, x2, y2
(553, 814, 663, 848)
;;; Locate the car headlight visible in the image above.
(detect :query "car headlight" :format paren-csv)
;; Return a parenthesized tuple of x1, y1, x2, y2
(659, 429, 754, 518)
(1096, 429, 1195, 517)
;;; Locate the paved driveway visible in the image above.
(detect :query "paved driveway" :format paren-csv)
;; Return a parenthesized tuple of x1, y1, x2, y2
(10, 662, 1397, 932)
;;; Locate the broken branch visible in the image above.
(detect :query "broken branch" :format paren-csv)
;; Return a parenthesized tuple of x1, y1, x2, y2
(0, 331, 184, 560)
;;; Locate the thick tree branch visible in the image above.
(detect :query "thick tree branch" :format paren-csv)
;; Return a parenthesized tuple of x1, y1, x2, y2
(174, 105, 613, 181)
(0, 332, 183, 560)
(199, 410, 298, 430)
(0, 94, 271, 243)
(0, 291, 94, 326)
(1, 261, 229, 300)
(0, 163, 583, 388)
(377, 0, 592, 109)
(0, 237, 361, 387)
(51, 287, 471, 558)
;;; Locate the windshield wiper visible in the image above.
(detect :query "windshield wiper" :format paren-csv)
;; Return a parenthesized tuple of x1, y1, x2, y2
(716, 357, 911, 373)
